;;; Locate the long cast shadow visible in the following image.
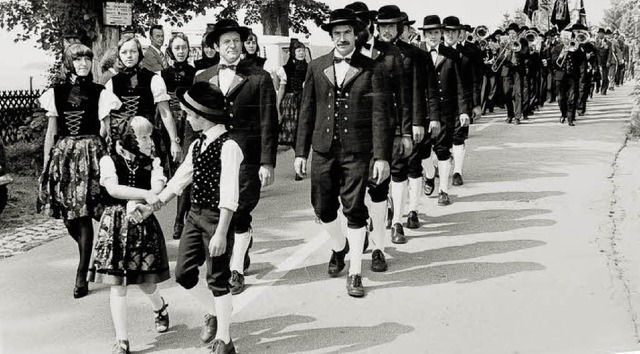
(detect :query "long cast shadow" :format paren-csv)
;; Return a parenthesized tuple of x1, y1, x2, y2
(455, 191, 564, 203)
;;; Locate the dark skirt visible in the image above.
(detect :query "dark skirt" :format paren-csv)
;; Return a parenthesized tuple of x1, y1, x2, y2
(89, 205, 170, 286)
(278, 92, 302, 147)
(37, 135, 105, 221)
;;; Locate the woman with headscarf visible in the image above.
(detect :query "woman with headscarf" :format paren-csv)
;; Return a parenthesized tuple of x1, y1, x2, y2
(161, 32, 197, 240)
(104, 37, 183, 173)
(38, 43, 122, 298)
(194, 32, 220, 71)
(242, 31, 267, 68)
(275, 39, 308, 180)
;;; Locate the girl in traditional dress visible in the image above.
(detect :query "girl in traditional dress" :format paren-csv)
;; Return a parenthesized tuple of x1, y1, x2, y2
(38, 43, 122, 298)
(242, 31, 267, 68)
(194, 32, 220, 71)
(161, 33, 197, 240)
(105, 37, 183, 173)
(89, 116, 170, 354)
(275, 39, 308, 180)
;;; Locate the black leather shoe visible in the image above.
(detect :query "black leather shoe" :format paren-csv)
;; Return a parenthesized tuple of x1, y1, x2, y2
(513, 118, 521, 125)
(328, 241, 349, 277)
(294, 173, 303, 181)
(200, 314, 218, 343)
(568, 120, 575, 126)
(505, 117, 513, 123)
(210, 338, 236, 354)
(371, 249, 388, 272)
(577, 111, 585, 116)
(346, 274, 365, 297)
(438, 191, 452, 206)
(560, 116, 566, 123)
(73, 274, 88, 299)
(406, 210, 420, 229)
(154, 297, 169, 333)
(391, 223, 407, 244)
(423, 177, 435, 196)
(230, 271, 245, 295)
(452, 173, 463, 186)
(112, 340, 131, 354)
(173, 223, 183, 240)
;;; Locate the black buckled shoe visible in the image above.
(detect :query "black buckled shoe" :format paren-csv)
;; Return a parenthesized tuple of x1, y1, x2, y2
(423, 177, 435, 196)
(173, 223, 183, 240)
(200, 314, 218, 343)
(371, 249, 388, 272)
(438, 191, 452, 206)
(73, 274, 88, 299)
(210, 338, 236, 354)
(391, 223, 407, 244)
(154, 297, 169, 333)
(452, 173, 463, 186)
(112, 340, 131, 354)
(346, 274, 365, 297)
(406, 211, 420, 229)
(230, 271, 245, 295)
(328, 241, 349, 277)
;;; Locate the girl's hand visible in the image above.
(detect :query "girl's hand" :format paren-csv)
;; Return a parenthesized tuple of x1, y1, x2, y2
(145, 192, 163, 211)
(209, 233, 227, 257)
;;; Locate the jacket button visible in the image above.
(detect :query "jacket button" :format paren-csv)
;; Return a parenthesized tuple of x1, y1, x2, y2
(329, 93, 332, 97)
(344, 117, 348, 120)
(328, 105, 331, 108)
(326, 128, 330, 133)
(229, 125, 234, 129)
(229, 102, 233, 106)
(344, 129, 348, 133)
(345, 93, 350, 97)
(345, 105, 349, 108)
(230, 113, 234, 118)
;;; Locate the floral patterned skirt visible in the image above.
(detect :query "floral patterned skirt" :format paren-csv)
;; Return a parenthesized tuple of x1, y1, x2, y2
(278, 92, 302, 147)
(89, 205, 170, 286)
(37, 135, 105, 221)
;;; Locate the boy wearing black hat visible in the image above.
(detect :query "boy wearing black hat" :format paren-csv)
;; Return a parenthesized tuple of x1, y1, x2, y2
(551, 30, 587, 126)
(195, 19, 279, 296)
(157, 82, 243, 354)
(295, 8, 392, 298)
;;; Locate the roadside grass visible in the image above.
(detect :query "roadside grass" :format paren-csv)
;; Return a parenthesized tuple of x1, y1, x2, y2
(0, 140, 45, 232)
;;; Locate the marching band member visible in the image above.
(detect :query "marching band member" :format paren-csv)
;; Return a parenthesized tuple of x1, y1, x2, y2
(551, 29, 587, 126)
(575, 24, 598, 116)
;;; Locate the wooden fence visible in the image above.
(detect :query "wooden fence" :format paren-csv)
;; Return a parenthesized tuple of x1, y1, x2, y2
(0, 89, 42, 144)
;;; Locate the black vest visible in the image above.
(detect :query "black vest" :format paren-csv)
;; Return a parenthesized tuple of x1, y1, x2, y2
(53, 81, 103, 137)
(101, 154, 153, 206)
(161, 63, 197, 94)
(283, 61, 307, 94)
(191, 133, 229, 209)
(111, 68, 156, 120)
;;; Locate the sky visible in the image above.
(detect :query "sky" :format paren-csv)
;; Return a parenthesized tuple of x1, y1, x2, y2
(0, 0, 612, 90)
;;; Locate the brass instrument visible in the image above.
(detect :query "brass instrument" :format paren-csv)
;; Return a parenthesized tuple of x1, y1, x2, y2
(556, 32, 579, 67)
(474, 25, 489, 40)
(491, 35, 514, 72)
(575, 30, 590, 45)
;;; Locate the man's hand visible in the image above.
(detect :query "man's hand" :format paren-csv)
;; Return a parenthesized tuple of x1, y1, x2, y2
(209, 233, 227, 257)
(144, 192, 163, 211)
(170, 141, 183, 163)
(412, 125, 425, 144)
(472, 106, 482, 120)
(294, 157, 307, 178)
(401, 136, 413, 158)
(428, 120, 441, 138)
(371, 159, 390, 185)
(460, 114, 470, 127)
(259, 164, 275, 187)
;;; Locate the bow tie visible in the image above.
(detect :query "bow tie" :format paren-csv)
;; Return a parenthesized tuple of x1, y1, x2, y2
(219, 64, 237, 71)
(334, 57, 351, 64)
(362, 42, 372, 50)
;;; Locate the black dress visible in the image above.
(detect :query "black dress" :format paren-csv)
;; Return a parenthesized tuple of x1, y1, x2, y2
(194, 53, 220, 71)
(278, 59, 307, 147)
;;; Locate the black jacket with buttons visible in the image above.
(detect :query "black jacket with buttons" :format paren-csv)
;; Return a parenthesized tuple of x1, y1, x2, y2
(551, 43, 586, 79)
(194, 60, 278, 166)
(431, 43, 467, 124)
(296, 50, 392, 161)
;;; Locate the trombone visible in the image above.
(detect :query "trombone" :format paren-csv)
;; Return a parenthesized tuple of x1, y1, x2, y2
(491, 35, 515, 72)
(556, 33, 580, 67)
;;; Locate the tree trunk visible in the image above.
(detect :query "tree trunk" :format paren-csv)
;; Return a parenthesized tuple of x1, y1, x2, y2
(87, 0, 119, 81)
(260, 0, 290, 36)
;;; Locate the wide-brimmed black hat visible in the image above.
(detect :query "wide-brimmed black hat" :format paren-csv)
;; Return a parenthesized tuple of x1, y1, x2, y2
(419, 15, 443, 31)
(597, 28, 605, 34)
(321, 8, 360, 31)
(569, 23, 588, 32)
(463, 24, 473, 33)
(401, 12, 415, 26)
(176, 82, 229, 124)
(205, 19, 251, 48)
(442, 16, 462, 30)
(375, 5, 405, 24)
(492, 29, 504, 37)
(345, 2, 378, 20)
(605, 28, 613, 35)
(506, 23, 520, 32)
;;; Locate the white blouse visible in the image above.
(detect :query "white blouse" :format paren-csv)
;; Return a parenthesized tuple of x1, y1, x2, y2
(38, 88, 122, 119)
(99, 155, 167, 187)
(275, 66, 287, 85)
(104, 74, 171, 103)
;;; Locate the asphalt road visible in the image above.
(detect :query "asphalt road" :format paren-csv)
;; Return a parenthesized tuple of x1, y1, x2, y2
(0, 84, 637, 354)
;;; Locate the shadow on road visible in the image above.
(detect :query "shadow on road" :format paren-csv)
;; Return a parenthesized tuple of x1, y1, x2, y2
(455, 191, 564, 203)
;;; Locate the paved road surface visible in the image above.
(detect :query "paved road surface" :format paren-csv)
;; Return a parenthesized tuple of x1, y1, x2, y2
(0, 85, 637, 354)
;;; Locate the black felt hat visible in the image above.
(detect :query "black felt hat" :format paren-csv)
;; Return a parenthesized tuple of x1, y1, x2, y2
(506, 23, 520, 33)
(176, 82, 229, 124)
(375, 5, 405, 24)
(419, 15, 443, 31)
(345, 2, 378, 20)
(442, 16, 463, 30)
(321, 8, 360, 32)
(569, 23, 588, 31)
(605, 28, 613, 35)
(205, 19, 251, 48)
(401, 12, 415, 26)
(597, 28, 605, 34)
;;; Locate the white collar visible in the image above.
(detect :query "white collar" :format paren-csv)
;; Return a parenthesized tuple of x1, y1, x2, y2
(334, 49, 355, 59)
(202, 124, 228, 142)
(219, 57, 242, 67)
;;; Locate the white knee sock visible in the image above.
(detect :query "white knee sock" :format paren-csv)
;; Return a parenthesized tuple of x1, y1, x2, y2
(452, 144, 466, 175)
(369, 201, 387, 251)
(138, 283, 163, 312)
(408, 177, 422, 212)
(438, 159, 452, 194)
(230, 231, 252, 274)
(213, 293, 232, 344)
(390, 181, 407, 225)
(346, 227, 366, 275)
(324, 218, 346, 252)
(110, 286, 128, 341)
(423, 154, 436, 179)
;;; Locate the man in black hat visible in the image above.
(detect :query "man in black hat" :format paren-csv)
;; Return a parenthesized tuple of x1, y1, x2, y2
(399, 12, 421, 47)
(194, 19, 278, 296)
(481, 30, 503, 114)
(295, 8, 392, 298)
(419, 14, 467, 206)
(596, 28, 612, 94)
(157, 82, 243, 354)
(497, 23, 528, 124)
(551, 29, 587, 126)
(573, 24, 598, 116)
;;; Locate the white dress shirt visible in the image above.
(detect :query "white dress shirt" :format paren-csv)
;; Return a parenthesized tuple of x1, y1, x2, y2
(360, 37, 375, 58)
(426, 44, 439, 64)
(105, 75, 171, 103)
(218, 58, 242, 94)
(163, 124, 244, 211)
(334, 49, 355, 87)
